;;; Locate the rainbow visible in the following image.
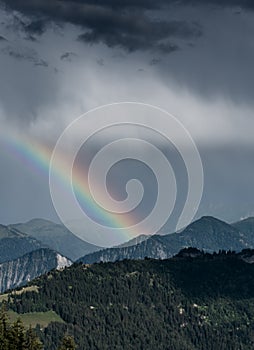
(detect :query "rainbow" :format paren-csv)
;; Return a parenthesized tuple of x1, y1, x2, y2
(0, 133, 139, 241)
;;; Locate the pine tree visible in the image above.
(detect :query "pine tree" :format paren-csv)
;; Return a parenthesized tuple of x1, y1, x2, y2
(24, 326, 43, 350)
(57, 335, 77, 350)
(0, 306, 9, 350)
(8, 318, 25, 350)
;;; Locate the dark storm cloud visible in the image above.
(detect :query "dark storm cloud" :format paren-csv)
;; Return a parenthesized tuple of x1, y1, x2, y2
(24, 19, 46, 35)
(188, 0, 254, 9)
(1, 0, 202, 52)
(77, 19, 192, 53)
(4, 0, 254, 53)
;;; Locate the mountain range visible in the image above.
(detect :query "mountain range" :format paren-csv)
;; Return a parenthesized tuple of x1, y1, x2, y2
(1, 215, 254, 294)
(78, 216, 254, 263)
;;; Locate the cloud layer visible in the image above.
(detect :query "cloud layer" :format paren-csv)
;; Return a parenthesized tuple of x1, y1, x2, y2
(1, 0, 202, 52)
(0, 1, 254, 235)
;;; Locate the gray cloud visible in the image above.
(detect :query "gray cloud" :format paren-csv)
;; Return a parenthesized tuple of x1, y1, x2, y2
(96, 58, 104, 66)
(155, 7, 254, 103)
(150, 58, 161, 66)
(60, 52, 77, 62)
(0, 41, 57, 124)
(1, 45, 48, 66)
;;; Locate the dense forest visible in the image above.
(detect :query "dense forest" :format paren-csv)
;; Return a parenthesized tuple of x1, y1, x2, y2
(2, 248, 254, 349)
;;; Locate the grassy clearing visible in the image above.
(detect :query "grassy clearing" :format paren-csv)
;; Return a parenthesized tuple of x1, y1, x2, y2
(0, 286, 61, 329)
(0, 285, 39, 303)
(7, 310, 64, 328)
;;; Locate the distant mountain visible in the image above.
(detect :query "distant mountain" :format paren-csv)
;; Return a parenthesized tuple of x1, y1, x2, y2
(166, 215, 252, 252)
(10, 219, 102, 261)
(0, 224, 45, 263)
(115, 234, 151, 248)
(78, 216, 253, 264)
(6, 249, 254, 350)
(232, 217, 254, 237)
(0, 248, 71, 293)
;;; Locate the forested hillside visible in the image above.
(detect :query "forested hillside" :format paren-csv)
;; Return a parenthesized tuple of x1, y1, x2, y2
(2, 249, 254, 349)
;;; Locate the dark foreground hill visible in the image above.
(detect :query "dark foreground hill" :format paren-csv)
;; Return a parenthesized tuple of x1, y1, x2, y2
(4, 248, 254, 350)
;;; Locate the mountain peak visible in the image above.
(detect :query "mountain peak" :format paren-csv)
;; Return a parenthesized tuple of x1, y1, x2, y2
(196, 216, 228, 224)
(183, 216, 233, 233)
(25, 218, 57, 227)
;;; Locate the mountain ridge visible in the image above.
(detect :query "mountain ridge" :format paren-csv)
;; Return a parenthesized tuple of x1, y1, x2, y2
(0, 224, 45, 264)
(10, 218, 102, 261)
(78, 216, 254, 264)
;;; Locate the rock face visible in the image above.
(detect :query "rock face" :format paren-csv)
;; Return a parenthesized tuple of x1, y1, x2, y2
(0, 248, 72, 293)
(78, 216, 254, 264)
(10, 219, 102, 261)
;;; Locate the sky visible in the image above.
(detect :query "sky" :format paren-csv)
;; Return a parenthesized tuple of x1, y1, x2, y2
(0, 0, 254, 246)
